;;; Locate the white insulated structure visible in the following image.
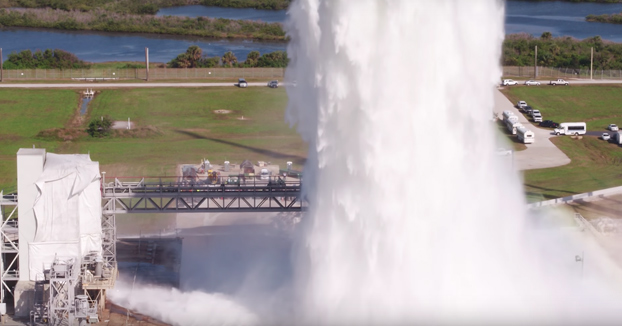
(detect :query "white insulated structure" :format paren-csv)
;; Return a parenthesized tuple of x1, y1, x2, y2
(0, 149, 116, 325)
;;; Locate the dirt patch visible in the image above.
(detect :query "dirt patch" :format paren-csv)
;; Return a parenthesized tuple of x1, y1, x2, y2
(112, 126, 161, 138)
(0, 134, 22, 141)
(36, 128, 88, 141)
(0, 100, 17, 105)
(213, 109, 232, 114)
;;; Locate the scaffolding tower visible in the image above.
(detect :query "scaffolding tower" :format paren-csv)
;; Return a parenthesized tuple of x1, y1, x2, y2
(0, 192, 18, 315)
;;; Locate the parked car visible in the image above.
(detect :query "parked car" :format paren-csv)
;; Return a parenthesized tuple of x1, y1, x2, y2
(502, 79, 518, 86)
(602, 133, 611, 141)
(238, 78, 248, 88)
(517, 101, 527, 109)
(539, 120, 559, 128)
(549, 78, 569, 86)
(609, 124, 619, 131)
(267, 80, 278, 88)
(522, 105, 533, 113)
(524, 80, 541, 86)
(530, 109, 541, 117)
(532, 112, 543, 123)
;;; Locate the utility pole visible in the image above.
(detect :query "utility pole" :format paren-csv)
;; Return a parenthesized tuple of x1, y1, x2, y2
(145, 47, 149, 81)
(590, 47, 594, 80)
(534, 45, 538, 79)
(0, 48, 3, 82)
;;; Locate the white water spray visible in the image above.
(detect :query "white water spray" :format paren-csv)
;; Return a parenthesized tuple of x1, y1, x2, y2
(285, 0, 622, 325)
(109, 281, 259, 326)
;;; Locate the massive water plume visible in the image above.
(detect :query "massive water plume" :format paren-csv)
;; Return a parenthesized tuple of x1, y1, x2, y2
(285, 0, 622, 325)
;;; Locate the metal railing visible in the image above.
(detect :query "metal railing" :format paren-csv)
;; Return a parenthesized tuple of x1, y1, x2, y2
(102, 175, 302, 197)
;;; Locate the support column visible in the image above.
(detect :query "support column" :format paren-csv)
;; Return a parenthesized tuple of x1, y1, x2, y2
(591, 47, 594, 80)
(145, 47, 149, 81)
(534, 45, 537, 79)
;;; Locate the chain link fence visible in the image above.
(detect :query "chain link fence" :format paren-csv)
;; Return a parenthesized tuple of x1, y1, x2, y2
(0, 67, 285, 80)
(503, 66, 622, 80)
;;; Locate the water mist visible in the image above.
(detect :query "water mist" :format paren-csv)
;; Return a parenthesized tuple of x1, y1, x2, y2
(285, 0, 622, 325)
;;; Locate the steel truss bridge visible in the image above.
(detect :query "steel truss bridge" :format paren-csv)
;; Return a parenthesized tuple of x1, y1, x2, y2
(101, 174, 306, 214)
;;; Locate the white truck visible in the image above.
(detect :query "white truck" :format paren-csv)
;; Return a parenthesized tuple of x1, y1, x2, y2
(549, 78, 569, 86)
(554, 122, 586, 136)
(516, 101, 527, 109)
(502, 110, 515, 122)
(613, 131, 622, 144)
(531, 109, 543, 123)
(516, 126, 535, 144)
(506, 120, 523, 135)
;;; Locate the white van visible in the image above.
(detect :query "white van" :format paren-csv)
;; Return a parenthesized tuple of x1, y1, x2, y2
(554, 122, 586, 136)
(517, 126, 535, 144)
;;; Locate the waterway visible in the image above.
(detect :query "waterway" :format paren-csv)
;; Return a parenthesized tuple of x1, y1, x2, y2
(2, 1, 622, 64)
(0, 27, 286, 63)
(505, 1, 622, 41)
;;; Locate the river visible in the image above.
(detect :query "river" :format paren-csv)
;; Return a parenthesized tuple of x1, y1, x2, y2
(2, 1, 622, 63)
(0, 27, 286, 63)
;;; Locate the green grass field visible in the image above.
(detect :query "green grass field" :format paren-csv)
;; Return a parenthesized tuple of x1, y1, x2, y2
(524, 136, 622, 202)
(501, 85, 622, 131)
(502, 85, 622, 201)
(0, 87, 306, 191)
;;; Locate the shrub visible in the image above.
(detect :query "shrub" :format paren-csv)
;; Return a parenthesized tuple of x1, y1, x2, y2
(87, 115, 113, 138)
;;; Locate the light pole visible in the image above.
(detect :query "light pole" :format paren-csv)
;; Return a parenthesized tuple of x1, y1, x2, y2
(575, 252, 584, 278)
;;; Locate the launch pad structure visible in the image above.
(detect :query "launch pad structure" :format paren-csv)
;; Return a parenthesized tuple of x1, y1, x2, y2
(0, 148, 304, 326)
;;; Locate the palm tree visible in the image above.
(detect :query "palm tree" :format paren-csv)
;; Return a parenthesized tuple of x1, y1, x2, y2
(185, 45, 203, 68)
(222, 51, 238, 67)
(245, 51, 260, 67)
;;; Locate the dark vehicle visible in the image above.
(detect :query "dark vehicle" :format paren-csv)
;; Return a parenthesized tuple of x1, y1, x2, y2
(522, 105, 532, 113)
(539, 120, 559, 128)
(268, 80, 278, 88)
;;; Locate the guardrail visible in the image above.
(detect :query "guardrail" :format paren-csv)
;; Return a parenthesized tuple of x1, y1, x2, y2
(527, 185, 622, 208)
(102, 175, 301, 197)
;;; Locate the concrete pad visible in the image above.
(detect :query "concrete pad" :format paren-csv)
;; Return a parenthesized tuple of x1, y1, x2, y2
(494, 89, 571, 170)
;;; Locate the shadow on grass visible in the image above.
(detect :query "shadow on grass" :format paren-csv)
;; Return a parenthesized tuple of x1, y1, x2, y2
(174, 129, 307, 165)
(525, 183, 577, 200)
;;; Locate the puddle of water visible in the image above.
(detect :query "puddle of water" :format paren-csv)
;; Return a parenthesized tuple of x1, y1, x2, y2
(80, 96, 92, 115)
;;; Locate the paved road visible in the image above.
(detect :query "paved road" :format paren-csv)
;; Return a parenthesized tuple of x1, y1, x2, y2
(0, 82, 272, 88)
(494, 89, 571, 170)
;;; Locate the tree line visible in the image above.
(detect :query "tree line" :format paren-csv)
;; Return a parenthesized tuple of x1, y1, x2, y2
(2, 49, 90, 69)
(1, 46, 288, 69)
(167, 45, 288, 68)
(503, 32, 622, 70)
